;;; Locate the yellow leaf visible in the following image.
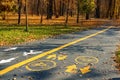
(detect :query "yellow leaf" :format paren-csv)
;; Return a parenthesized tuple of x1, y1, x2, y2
(58, 54, 67, 61)
(46, 54, 56, 60)
(80, 66, 91, 74)
(65, 65, 77, 73)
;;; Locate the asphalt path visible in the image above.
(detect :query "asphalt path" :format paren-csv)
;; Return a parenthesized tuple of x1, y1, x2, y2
(0, 26, 120, 80)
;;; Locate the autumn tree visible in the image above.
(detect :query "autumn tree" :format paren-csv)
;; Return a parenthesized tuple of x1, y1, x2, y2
(80, 0, 95, 20)
(0, 0, 17, 20)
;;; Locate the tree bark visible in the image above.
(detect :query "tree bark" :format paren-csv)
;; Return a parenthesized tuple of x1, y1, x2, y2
(37, 0, 40, 16)
(76, 0, 80, 23)
(40, 0, 43, 24)
(18, 0, 22, 25)
(109, 0, 115, 19)
(95, 0, 100, 18)
(46, 0, 53, 19)
(2, 12, 6, 20)
(106, 0, 112, 18)
(86, 12, 89, 20)
(65, 0, 70, 25)
(53, 0, 59, 18)
(60, 1, 65, 16)
(25, 0, 28, 32)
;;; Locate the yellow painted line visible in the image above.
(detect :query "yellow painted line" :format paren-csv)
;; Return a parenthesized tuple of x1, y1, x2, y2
(0, 26, 112, 76)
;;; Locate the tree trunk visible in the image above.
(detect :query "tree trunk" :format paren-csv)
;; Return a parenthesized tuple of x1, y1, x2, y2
(107, 0, 120, 19)
(106, 0, 112, 18)
(53, 0, 59, 18)
(18, 0, 22, 25)
(46, 0, 53, 19)
(118, 6, 120, 19)
(25, 0, 28, 32)
(109, 0, 115, 19)
(2, 12, 6, 20)
(76, 0, 80, 23)
(65, 0, 70, 25)
(70, 10, 73, 17)
(114, 0, 120, 19)
(37, 0, 40, 16)
(59, 0, 62, 16)
(60, 1, 65, 16)
(86, 12, 89, 20)
(40, 13, 43, 24)
(95, 0, 100, 18)
(40, 0, 43, 24)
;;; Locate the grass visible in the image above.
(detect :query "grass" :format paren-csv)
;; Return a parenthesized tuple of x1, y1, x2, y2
(0, 25, 94, 46)
(116, 49, 120, 62)
(115, 47, 120, 70)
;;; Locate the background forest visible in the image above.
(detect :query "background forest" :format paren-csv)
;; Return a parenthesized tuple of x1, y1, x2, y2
(0, 0, 120, 26)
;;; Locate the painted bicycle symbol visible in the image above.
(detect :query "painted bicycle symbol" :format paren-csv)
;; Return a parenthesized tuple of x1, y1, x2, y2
(75, 56, 98, 65)
(26, 60, 56, 71)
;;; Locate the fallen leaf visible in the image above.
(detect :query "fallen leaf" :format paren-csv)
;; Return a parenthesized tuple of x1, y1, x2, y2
(65, 65, 77, 74)
(58, 54, 67, 61)
(80, 66, 91, 74)
(46, 54, 57, 60)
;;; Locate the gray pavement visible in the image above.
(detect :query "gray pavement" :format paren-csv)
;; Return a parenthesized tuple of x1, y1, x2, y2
(0, 26, 120, 80)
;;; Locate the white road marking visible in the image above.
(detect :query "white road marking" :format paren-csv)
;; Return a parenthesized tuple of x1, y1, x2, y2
(3, 47, 18, 51)
(0, 57, 18, 64)
(23, 50, 43, 56)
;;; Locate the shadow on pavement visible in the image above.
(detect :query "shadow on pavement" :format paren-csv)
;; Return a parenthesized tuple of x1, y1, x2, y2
(0, 67, 58, 80)
(19, 67, 57, 80)
(0, 64, 8, 70)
